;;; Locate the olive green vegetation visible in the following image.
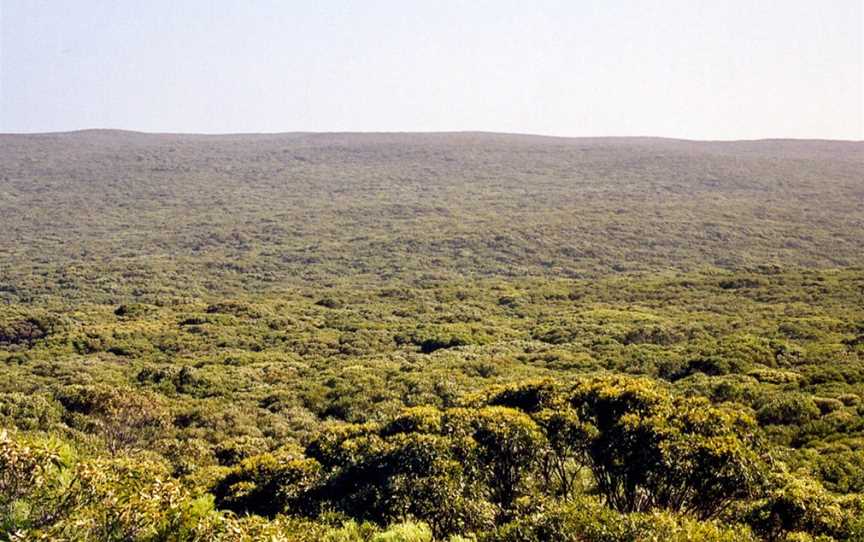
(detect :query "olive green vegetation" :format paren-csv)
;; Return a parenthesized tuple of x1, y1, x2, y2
(1, 132, 863, 540)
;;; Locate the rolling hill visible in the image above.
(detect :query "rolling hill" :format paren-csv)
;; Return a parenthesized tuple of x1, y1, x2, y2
(1, 130, 861, 303)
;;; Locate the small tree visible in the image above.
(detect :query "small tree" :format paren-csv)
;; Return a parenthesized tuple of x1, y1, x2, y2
(567, 375, 765, 518)
(461, 407, 546, 511)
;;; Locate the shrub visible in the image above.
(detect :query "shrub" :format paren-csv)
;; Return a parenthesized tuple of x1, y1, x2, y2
(55, 385, 170, 454)
(213, 453, 321, 517)
(0, 393, 63, 431)
(757, 394, 821, 426)
(0, 315, 59, 347)
(813, 397, 845, 415)
(370, 521, 434, 542)
(214, 435, 271, 466)
(567, 375, 765, 518)
(313, 429, 495, 536)
(482, 498, 759, 542)
(746, 475, 863, 541)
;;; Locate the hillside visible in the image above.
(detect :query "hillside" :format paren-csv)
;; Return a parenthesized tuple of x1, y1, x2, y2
(1, 132, 864, 541)
(1, 131, 861, 302)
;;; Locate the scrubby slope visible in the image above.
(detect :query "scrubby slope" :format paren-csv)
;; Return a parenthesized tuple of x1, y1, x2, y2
(1, 131, 861, 302)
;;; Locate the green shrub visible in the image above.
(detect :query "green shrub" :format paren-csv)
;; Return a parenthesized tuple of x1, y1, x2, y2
(213, 452, 321, 517)
(371, 521, 434, 542)
(567, 375, 765, 518)
(0, 393, 63, 431)
(746, 475, 863, 541)
(757, 394, 821, 426)
(482, 498, 758, 542)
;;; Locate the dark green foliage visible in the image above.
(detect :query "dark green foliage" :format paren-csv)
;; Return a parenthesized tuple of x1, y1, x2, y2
(757, 394, 821, 426)
(457, 407, 545, 510)
(213, 453, 321, 516)
(307, 420, 494, 536)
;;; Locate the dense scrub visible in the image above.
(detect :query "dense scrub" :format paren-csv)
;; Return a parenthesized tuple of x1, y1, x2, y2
(1, 133, 864, 539)
(2, 269, 864, 539)
(1, 132, 862, 302)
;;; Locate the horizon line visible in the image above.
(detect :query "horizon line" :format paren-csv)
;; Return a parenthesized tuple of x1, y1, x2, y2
(1, 127, 862, 144)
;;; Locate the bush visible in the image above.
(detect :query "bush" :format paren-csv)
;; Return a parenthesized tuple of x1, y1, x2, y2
(312, 429, 495, 536)
(0, 393, 63, 431)
(213, 452, 321, 517)
(746, 475, 863, 541)
(55, 385, 170, 453)
(482, 498, 758, 542)
(757, 394, 821, 426)
(370, 521, 434, 542)
(566, 376, 765, 518)
(673, 355, 749, 379)
(0, 315, 59, 347)
(214, 435, 271, 466)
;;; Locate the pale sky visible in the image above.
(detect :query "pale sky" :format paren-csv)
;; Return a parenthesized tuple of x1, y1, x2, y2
(1, 0, 862, 139)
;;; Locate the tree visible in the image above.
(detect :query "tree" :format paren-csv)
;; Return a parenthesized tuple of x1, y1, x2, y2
(453, 407, 546, 511)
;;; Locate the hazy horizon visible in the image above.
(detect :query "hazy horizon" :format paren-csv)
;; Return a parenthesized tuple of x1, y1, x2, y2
(2, 0, 862, 140)
(3, 128, 863, 143)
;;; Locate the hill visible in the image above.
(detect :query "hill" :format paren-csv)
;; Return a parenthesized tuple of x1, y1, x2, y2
(1, 131, 861, 303)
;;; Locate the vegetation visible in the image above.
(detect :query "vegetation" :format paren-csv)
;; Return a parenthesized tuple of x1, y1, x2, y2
(1, 132, 863, 540)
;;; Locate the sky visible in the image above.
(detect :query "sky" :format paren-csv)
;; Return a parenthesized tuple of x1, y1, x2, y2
(1, 0, 862, 139)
